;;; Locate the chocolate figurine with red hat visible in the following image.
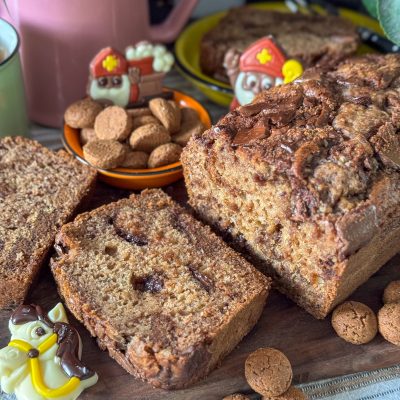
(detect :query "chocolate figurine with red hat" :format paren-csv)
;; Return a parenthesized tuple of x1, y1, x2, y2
(88, 42, 174, 107)
(224, 36, 304, 109)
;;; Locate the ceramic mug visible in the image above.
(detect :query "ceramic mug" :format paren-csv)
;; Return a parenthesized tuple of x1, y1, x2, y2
(0, 0, 198, 127)
(0, 18, 28, 137)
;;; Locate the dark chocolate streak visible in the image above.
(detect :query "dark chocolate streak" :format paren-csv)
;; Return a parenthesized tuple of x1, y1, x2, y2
(11, 304, 95, 380)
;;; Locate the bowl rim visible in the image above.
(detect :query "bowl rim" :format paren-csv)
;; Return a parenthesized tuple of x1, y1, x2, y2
(62, 87, 211, 178)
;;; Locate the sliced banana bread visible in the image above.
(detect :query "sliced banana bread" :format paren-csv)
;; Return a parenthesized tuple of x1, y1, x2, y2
(0, 136, 96, 309)
(51, 189, 270, 389)
(200, 7, 359, 82)
(182, 53, 400, 319)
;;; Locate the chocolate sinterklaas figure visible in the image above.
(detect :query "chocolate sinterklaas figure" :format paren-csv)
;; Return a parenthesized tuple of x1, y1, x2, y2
(224, 36, 304, 109)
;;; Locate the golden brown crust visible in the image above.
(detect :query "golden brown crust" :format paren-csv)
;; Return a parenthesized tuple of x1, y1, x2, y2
(0, 136, 97, 309)
(182, 54, 400, 319)
(245, 348, 292, 397)
(51, 189, 270, 389)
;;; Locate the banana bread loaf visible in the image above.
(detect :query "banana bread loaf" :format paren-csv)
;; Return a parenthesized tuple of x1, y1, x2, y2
(200, 7, 359, 82)
(51, 189, 270, 389)
(0, 136, 96, 309)
(182, 53, 400, 319)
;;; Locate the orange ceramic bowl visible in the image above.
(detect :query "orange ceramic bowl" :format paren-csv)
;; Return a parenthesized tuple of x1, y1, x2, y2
(62, 89, 211, 190)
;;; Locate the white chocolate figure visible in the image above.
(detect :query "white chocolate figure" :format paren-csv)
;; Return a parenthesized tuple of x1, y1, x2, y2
(0, 303, 98, 400)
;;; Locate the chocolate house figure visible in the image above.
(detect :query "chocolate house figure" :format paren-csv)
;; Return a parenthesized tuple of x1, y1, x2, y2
(224, 36, 303, 109)
(88, 42, 173, 107)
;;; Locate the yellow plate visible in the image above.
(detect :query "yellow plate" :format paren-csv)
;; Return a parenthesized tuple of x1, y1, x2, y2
(175, 2, 384, 106)
(62, 89, 211, 190)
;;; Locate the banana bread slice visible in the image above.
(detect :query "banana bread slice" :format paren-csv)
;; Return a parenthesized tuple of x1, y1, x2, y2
(182, 53, 400, 319)
(0, 136, 96, 309)
(50, 189, 270, 389)
(200, 7, 359, 82)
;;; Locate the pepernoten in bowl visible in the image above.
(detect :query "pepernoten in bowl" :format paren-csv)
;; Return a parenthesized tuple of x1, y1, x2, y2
(62, 89, 211, 190)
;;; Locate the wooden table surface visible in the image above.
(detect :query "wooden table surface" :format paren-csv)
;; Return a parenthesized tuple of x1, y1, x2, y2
(1, 181, 400, 400)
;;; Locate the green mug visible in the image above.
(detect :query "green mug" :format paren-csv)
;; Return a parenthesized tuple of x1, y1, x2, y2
(0, 17, 28, 137)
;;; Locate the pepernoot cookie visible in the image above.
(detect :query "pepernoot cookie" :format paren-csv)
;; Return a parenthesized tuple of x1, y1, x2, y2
(83, 140, 127, 169)
(149, 98, 181, 133)
(262, 386, 307, 400)
(383, 281, 400, 304)
(64, 98, 103, 129)
(331, 301, 377, 345)
(80, 128, 97, 145)
(120, 151, 149, 169)
(94, 105, 133, 141)
(129, 123, 170, 153)
(245, 348, 292, 397)
(148, 143, 182, 168)
(378, 303, 400, 346)
(223, 394, 250, 400)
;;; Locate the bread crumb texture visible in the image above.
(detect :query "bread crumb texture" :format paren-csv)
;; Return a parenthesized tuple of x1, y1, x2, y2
(0, 136, 96, 309)
(51, 189, 270, 389)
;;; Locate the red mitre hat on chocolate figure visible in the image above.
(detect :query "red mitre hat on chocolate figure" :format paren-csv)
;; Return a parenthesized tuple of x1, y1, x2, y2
(239, 36, 286, 78)
(90, 47, 128, 77)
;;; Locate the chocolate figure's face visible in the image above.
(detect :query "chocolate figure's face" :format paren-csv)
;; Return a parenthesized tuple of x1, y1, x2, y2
(235, 71, 283, 105)
(89, 73, 131, 107)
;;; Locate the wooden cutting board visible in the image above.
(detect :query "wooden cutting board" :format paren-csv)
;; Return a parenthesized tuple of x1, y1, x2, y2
(1, 181, 399, 400)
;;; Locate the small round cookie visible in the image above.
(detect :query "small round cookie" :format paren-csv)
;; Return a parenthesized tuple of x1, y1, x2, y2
(262, 386, 307, 400)
(383, 281, 400, 304)
(120, 151, 149, 169)
(245, 348, 292, 397)
(331, 301, 377, 345)
(64, 98, 102, 129)
(94, 106, 133, 141)
(223, 394, 250, 400)
(132, 115, 160, 130)
(149, 98, 181, 133)
(181, 107, 200, 124)
(83, 140, 127, 169)
(129, 123, 171, 153)
(80, 128, 97, 145)
(126, 107, 152, 118)
(378, 303, 400, 346)
(148, 143, 182, 168)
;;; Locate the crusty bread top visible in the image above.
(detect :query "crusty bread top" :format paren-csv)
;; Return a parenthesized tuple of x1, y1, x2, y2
(51, 189, 270, 354)
(186, 54, 400, 225)
(0, 136, 96, 307)
(200, 7, 359, 79)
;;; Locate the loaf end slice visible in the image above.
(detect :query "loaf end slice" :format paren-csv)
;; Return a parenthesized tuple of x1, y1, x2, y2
(51, 189, 270, 389)
(182, 53, 400, 319)
(0, 136, 97, 309)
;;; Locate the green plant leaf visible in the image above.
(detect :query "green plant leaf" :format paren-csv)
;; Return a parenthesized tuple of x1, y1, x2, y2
(362, 0, 378, 18)
(378, 0, 400, 46)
